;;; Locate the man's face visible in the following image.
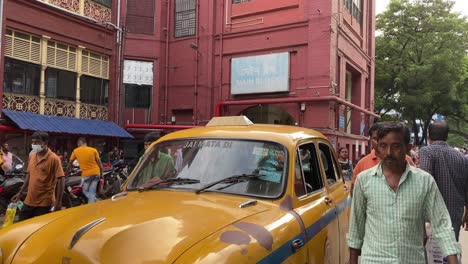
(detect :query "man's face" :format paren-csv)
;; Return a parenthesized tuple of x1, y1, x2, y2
(31, 139, 46, 150)
(144, 141, 151, 150)
(375, 131, 407, 167)
(339, 148, 348, 159)
(2, 143, 9, 151)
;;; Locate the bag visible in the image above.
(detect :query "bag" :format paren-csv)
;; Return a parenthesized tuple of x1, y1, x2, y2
(425, 223, 462, 263)
(2, 202, 17, 228)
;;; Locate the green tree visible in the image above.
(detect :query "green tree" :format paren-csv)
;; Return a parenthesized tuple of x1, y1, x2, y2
(375, 0, 468, 145)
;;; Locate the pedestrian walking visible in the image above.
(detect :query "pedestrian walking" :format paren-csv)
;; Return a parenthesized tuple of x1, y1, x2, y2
(337, 147, 353, 181)
(65, 137, 103, 203)
(1, 142, 13, 174)
(352, 122, 415, 187)
(11, 131, 65, 221)
(419, 121, 468, 241)
(347, 122, 460, 264)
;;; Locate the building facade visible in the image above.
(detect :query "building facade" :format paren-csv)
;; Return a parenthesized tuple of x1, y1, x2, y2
(0, 0, 122, 157)
(0, 0, 376, 161)
(122, 0, 377, 161)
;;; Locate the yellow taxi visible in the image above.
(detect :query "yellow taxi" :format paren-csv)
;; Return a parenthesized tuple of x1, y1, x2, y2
(0, 116, 351, 263)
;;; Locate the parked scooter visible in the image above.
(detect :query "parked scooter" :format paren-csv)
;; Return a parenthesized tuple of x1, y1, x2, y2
(0, 163, 25, 215)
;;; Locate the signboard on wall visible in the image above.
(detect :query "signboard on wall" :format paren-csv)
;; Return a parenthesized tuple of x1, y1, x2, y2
(123, 60, 153, 85)
(231, 52, 289, 95)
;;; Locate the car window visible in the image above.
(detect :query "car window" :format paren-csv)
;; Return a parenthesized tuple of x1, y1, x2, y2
(318, 143, 340, 186)
(128, 139, 287, 198)
(295, 143, 323, 197)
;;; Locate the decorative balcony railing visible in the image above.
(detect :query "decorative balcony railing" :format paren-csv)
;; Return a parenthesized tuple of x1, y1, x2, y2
(3, 93, 40, 114)
(3, 93, 108, 121)
(40, 0, 111, 23)
(80, 103, 108, 120)
(44, 98, 76, 117)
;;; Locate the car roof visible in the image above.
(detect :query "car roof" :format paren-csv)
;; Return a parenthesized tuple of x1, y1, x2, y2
(160, 124, 327, 146)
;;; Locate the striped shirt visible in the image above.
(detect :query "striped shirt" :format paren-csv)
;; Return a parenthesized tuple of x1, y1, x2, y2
(419, 141, 468, 239)
(347, 162, 460, 263)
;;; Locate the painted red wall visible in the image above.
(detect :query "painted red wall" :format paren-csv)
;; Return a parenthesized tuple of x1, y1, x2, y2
(122, 0, 376, 147)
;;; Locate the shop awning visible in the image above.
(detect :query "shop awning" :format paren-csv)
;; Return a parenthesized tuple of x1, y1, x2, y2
(2, 110, 133, 138)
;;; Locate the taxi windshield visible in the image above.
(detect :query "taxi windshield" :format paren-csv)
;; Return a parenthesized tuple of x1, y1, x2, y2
(128, 139, 287, 198)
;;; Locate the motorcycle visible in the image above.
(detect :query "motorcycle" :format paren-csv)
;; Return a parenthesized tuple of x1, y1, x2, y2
(98, 165, 126, 199)
(62, 162, 127, 208)
(0, 163, 25, 215)
(62, 175, 86, 208)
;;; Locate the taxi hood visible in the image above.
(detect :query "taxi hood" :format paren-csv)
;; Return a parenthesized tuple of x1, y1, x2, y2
(9, 191, 272, 263)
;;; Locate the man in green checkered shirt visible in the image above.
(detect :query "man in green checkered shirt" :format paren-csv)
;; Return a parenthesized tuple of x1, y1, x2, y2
(347, 122, 460, 264)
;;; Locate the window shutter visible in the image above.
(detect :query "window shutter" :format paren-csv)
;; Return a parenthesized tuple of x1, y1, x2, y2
(82, 51, 109, 79)
(126, 0, 155, 35)
(5, 30, 41, 64)
(46, 41, 77, 71)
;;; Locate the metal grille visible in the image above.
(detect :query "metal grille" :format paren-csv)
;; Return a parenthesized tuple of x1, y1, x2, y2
(174, 0, 196, 38)
(91, 0, 112, 8)
(232, 0, 251, 4)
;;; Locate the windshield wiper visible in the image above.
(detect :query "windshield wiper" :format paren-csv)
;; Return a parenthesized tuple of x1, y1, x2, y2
(138, 178, 200, 192)
(195, 173, 262, 194)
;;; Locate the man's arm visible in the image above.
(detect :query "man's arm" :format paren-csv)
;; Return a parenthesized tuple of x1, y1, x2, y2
(425, 178, 461, 259)
(54, 177, 64, 211)
(347, 177, 367, 264)
(53, 158, 66, 211)
(95, 153, 103, 178)
(11, 173, 29, 202)
(64, 151, 76, 176)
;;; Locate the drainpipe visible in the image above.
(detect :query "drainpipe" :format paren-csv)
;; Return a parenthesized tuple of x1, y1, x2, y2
(164, 0, 170, 124)
(193, 0, 200, 124)
(215, 96, 380, 118)
(115, 0, 122, 124)
(219, 0, 225, 105)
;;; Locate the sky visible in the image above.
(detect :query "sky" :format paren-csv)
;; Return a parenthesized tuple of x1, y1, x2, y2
(376, 0, 468, 16)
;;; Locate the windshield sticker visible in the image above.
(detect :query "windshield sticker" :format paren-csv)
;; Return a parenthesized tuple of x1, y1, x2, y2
(183, 140, 233, 149)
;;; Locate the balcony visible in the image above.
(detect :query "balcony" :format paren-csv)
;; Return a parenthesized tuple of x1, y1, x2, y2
(40, 0, 112, 23)
(3, 93, 108, 121)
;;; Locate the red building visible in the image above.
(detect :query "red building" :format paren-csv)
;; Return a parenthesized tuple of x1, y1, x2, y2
(0, 0, 377, 161)
(0, 0, 128, 158)
(121, 0, 377, 161)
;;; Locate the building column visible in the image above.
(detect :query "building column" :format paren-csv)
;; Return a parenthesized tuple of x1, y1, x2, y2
(76, 46, 85, 118)
(79, 0, 85, 16)
(76, 73, 81, 118)
(39, 36, 50, 115)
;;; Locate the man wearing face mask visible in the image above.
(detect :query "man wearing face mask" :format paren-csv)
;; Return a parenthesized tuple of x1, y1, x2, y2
(12, 131, 65, 221)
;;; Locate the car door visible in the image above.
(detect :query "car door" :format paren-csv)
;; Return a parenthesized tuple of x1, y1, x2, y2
(317, 141, 351, 263)
(292, 141, 339, 263)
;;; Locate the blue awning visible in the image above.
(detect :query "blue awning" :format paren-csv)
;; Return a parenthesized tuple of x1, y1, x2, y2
(2, 110, 133, 138)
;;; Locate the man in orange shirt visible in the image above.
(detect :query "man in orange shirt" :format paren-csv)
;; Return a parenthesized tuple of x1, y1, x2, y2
(65, 137, 103, 203)
(12, 131, 65, 220)
(352, 122, 415, 185)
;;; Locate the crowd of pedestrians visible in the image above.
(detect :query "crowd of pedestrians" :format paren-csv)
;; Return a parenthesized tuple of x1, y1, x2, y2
(345, 121, 468, 264)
